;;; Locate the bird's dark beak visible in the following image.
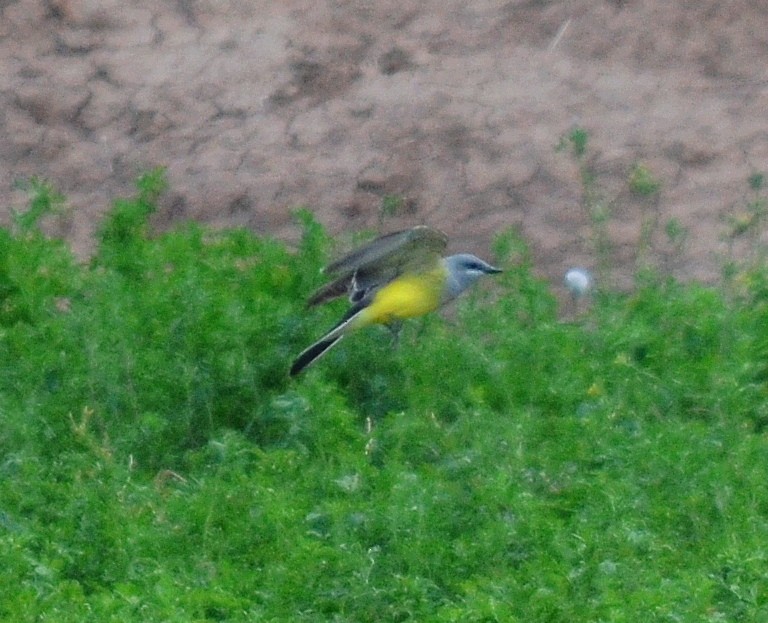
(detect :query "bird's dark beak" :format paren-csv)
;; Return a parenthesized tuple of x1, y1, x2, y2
(485, 265, 502, 274)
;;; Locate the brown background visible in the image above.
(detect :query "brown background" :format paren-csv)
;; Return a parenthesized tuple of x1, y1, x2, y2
(3, 1, 767, 291)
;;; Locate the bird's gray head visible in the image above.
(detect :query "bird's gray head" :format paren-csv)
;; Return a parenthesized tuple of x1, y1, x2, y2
(442, 253, 502, 301)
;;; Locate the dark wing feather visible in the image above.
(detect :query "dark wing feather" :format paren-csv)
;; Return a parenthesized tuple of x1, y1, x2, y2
(324, 226, 447, 275)
(307, 226, 448, 307)
(305, 276, 354, 307)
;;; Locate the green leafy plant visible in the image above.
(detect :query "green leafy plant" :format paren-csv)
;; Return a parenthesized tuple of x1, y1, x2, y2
(1, 172, 768, 621)
(722, 171, 768, 299)
(12, 176, 65, 233)
(558, 126, 614, 282)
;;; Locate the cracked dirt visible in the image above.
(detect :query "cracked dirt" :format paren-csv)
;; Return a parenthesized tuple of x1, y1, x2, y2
(2, 0, 768, 291)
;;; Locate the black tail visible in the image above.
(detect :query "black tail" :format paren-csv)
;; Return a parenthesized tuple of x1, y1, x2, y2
(290, 301, 367, 377)
(289, 335, 344, 376)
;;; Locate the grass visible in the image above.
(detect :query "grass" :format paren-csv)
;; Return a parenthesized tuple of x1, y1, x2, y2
(1, 166, 768, 621)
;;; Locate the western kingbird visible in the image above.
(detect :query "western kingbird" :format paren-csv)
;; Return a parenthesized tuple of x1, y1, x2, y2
(290, 226, 501, 376)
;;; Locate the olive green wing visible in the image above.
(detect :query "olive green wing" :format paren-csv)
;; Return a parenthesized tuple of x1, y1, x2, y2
(307, 226, 448, 307)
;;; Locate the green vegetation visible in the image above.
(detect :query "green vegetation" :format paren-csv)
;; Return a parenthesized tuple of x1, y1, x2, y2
(558, 127, 615, 280)
(2, 167, 768, 621)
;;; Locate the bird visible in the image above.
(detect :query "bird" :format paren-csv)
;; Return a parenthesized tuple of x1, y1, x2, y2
(290, 226, 502, 376)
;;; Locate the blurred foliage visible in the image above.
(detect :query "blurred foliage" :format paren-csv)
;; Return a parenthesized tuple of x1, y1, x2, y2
(1, 170, 767, 621)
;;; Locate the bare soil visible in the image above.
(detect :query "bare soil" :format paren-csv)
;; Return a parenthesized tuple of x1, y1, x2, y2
(2, 0, 767, 292)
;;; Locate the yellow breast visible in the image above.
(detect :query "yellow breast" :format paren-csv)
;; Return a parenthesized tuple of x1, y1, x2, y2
(357, 265, 447, 327)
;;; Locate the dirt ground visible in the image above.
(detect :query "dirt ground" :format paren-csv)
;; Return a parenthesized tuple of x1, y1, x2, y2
(2, 0, 767, 293)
